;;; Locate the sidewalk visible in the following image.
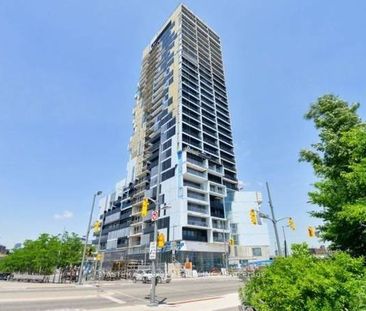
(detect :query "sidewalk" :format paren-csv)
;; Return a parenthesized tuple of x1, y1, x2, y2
(92, 293, 241, 311)
(0, 275, 237, 289)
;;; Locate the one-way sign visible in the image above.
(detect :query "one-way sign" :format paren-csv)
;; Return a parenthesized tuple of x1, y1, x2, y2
(149, 241, 157, 260)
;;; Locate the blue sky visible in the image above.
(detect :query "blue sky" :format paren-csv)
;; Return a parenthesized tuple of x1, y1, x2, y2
(0, 0, 365, 251)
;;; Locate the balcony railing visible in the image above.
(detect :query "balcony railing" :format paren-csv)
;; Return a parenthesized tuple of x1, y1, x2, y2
(208, 164, 223, 174)
(212, 223, 227, 230)
(187, 157, 205, 167)
(188, 220, 208, 227)
(187, 167, 205, 178)
(188, 204, 207, 214)
(210, 185, 225, 194)
(184, 181, 202, 190)
(187, 190, 206, 201)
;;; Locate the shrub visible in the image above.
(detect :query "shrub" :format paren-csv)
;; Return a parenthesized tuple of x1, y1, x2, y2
(240, 243, 366, 311)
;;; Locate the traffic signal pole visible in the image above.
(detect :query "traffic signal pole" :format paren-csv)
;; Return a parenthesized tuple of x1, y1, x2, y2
(282, 225, 288, 257)
(149, 137, 163, 307)
(93, 198, 107, 280)
(79, 191, 102, 285)
(266, 182, 282, 257)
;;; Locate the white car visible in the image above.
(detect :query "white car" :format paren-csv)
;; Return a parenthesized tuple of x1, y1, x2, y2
(132, 269, 171, 284)
(132, 269, 150, 283)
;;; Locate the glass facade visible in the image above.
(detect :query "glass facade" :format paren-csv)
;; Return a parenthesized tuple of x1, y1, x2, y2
(96, 5, 248, 271)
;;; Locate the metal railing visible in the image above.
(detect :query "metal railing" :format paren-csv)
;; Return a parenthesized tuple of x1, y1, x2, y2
(187, 204, 207, 214)
(187, 167, 205, 177)
(187, 157, 205, 167)
(188, 220, 208, 227)
(187, 191, 206, 201)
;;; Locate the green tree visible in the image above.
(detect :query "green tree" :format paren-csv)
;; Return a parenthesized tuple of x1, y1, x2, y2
(0, 232, 83, 274)
(58, 232, 83, 269)
(300, 94, 366, 257)
(240, 243, 366, 311)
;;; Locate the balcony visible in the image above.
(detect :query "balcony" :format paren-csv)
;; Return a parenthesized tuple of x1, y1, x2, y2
(187, 190, 207, 202)
(184, 180, 204, 191)
(187, 216, 208, 227)
(182, 227, 208, 242)
(131, 216, 142, 225)
(187, 203, 208, 214)
(129, 236, 141, 247)
(183, 124, 201, 139)
(208, 163, 224, 175)
(182, 134, 201, 149)
(209, 183, 226, 197)
(131, 225, 142, 235)
(220, 143, 234, 154)
(220, 152, 235, 163)
(212, 220, 227, 230)
(187, 157, 205, 168)
(213, 232, 229, 243)
(186, 167, 206, 178)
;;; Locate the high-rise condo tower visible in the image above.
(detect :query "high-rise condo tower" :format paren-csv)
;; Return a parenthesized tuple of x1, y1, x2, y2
(97, 5, 270, 271)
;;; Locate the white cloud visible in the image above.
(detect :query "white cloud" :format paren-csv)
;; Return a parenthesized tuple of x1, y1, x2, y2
(53, 210, 74, 220)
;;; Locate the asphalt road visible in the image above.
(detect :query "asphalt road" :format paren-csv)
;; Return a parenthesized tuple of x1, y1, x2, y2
(0, 277, 242, 310)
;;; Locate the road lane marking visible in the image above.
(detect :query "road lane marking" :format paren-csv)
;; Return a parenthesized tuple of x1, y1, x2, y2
(99, 295, 125, 304)
(112, 290, 147, 303)
(168, 296, 222, 305)
(0, 294, 96, 303)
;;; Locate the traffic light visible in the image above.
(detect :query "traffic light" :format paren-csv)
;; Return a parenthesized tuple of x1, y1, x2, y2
(250, 209, 258, 225)
(157, 232, 165, 248)
(308, 226, 316, 237)
(229, 238, 234, 246)
(288, 217, 296, 230)
(93, 220, 102, 233)
(141, 198, 149, 217)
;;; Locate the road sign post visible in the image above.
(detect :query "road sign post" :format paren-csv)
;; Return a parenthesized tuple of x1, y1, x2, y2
(151, 210, 158, 222)
(149, 242, 157, 260)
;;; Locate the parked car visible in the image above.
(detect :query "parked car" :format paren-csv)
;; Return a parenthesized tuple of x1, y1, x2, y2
(0, 273, 11, 281)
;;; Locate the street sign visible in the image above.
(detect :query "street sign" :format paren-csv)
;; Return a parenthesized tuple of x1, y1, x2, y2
(149, 241, 157, 260)
(171, 241, 176, 250)
(159, 241, 184, 253)
(151, 210, 158, 222)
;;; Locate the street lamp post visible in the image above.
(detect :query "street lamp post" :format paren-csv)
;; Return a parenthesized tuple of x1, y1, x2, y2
(78, 190, 102, 285)
(258, 211, 292, 257)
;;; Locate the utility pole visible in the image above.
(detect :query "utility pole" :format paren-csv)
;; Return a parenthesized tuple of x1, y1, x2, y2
(265, 182, 282, 256)
(79, 190, 102, 285)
